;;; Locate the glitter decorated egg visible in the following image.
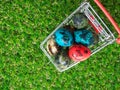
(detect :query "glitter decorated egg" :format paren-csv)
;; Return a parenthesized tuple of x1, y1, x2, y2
(63, 25, 76, 33)
(68, 45, 91, 62)
(55, 51, 70, 69)
(54, 28, 73, 47)
(46, 38, 60, 56)
(74, 29, 94, 46)
(72, 13, 88, 29)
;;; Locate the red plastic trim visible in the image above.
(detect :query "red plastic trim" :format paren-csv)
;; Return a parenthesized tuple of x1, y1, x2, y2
(94, 0, 120, 44)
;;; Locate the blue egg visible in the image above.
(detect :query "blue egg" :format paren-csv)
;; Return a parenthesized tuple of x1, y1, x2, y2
(74, 29, 94, 46)
(54, 28, 73, 47)
(72, 13, 88, 29)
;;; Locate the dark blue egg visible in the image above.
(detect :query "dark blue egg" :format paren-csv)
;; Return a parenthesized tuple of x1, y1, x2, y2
(54, 28, 73, 47)
(74, 29, 94, 46)
(72, 13, 88, 29)
(54, 50, 70, 69)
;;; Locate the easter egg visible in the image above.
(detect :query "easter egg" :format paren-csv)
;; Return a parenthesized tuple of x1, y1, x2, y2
(74, 29, 94, 46)
(72, 13, 88, 29)
(68, 45, 91, 62)
(55, 51, 70, 69)
(63, 25, 76, 33)
(46, 38, 60, 56)
(54, 28, 73, 47)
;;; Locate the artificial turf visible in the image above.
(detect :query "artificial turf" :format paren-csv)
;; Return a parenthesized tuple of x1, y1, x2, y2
(0, 0, 120, 89)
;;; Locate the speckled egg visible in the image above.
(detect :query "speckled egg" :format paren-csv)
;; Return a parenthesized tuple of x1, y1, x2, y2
(63, 25, 76, 33)
(74, 29, 94, 46)
(68, 44, 91, 62)
(46, 38, 59, 56)
(72, 13, 88, 29)
(55, 51, 70, 69)
(54, 28, 73, 47)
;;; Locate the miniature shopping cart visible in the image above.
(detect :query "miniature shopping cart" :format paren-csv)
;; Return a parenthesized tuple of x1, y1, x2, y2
(40, 0, 120, 72)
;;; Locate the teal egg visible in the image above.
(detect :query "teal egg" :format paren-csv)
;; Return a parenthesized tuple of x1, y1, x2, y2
(54, 28, 73, 47)
(74, 29, 94, 46)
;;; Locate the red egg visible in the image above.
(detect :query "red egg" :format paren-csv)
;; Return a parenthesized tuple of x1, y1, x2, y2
(68, 45, 91, 62)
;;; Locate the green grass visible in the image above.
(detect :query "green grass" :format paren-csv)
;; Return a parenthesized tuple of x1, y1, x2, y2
(0, 0, 120, 89)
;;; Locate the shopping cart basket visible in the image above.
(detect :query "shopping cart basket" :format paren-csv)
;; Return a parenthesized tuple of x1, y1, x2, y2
(40, 0, 120, 72)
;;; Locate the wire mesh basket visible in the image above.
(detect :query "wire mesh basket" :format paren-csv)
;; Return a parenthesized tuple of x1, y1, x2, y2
(40, 0, 120, 72)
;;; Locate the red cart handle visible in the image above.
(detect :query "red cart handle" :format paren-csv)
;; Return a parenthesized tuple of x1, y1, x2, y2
(94, 0, 120, 44)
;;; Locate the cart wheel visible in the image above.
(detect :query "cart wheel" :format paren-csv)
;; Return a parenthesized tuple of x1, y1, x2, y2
(116, 37, 120, 44)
